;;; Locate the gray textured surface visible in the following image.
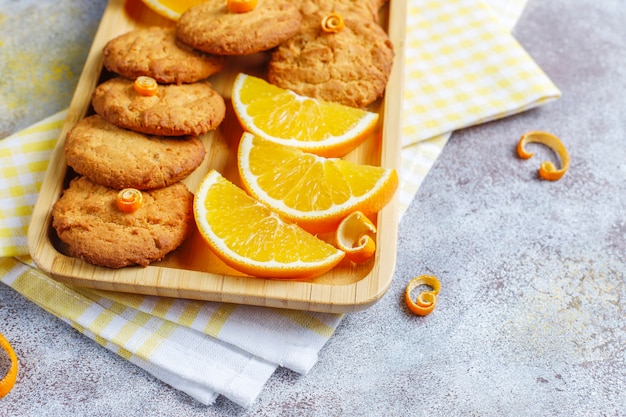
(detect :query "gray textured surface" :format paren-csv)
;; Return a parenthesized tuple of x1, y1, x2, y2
(1, 0, 625, 415)
(0, 0, 107, 137)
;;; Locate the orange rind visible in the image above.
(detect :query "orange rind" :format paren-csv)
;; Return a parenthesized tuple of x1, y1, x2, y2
(405, 275, 441, 316)
(133, 76, 158, 96)
(321, 13, 344, 33)
(116, 188, 143, 213)
(517, 130, 570, 181)
(227, 0, 257, 13)
(0, 332, 18, 399)
(336, 211, 377, 263)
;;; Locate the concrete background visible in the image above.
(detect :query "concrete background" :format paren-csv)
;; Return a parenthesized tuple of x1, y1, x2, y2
(1, 0, 625, 415)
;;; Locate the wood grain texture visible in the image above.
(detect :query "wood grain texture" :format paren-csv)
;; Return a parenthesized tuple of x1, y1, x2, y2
(27, 0, 406, 313)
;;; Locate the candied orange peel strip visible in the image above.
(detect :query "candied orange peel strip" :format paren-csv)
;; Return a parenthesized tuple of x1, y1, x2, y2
(0, 332, 18, 399)
(321, 12, 344, 33)
(227, 0, 257, 13)
(405, 275, 441, 316)
(116, 188, 143, 213)
(335, 211, 377, 263)
(517, 130, 570, 181)
(134, 76, 158, 96)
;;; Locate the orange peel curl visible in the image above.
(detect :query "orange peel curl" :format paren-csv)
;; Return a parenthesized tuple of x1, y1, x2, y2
(227, 0, 257, 13)
(335, 211, 377, 263)
(405, 275, 441, 316)
(133, 76, 158, 96)
(321, 13, 344, 33)
(116, 188, 143, 213)
(0, 332, 18, 398)
(517, 130, 570, 181)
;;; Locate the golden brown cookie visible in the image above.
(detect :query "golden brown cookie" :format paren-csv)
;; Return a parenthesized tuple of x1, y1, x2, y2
(64, 115, 206, 190)
(268, 16, 394, 108)
(103, 26, 224, 84)
(176, 0, 303, 55)
(91, 77, 226, 136)
(52, 176, 195, 268)
(299, 0, 381, 28)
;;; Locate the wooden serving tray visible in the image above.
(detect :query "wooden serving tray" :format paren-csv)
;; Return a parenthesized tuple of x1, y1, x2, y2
(27, 0, 406, 313)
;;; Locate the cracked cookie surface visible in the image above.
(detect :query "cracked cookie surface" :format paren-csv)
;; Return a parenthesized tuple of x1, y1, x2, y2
(65, 115, 206, 190)
(52, 177, 194, 268)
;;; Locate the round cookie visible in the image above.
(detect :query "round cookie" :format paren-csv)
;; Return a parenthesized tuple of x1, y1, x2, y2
(103, 26, 224, 84)
(299, 0, 381, 28)
(52, 176, 194, 268)
(268, 17, 394, 108)
(92, 77, 226, 136)
(176, 0, 302, 55)
(65, 115, 206, 190)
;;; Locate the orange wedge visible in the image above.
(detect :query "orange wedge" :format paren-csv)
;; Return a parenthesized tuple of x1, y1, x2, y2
(193, 170, 345, 279)
(231, 73, 379, 158)
(140, 0, 207, 21)
(238, 133, 398, 234)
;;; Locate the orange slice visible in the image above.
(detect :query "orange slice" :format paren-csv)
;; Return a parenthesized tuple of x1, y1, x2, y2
(140, 0, 207, 21)
(237, 132, 398, 234)
(231, 73, 379, 158)
(193, 170, 345, 279)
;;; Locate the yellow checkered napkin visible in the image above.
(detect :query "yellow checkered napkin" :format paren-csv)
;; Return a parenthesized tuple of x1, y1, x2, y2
(397, 0, 558, 217)
(401, 0, 560, 147)
(0, 112, 63, 256)
(0, 0, 559, 407)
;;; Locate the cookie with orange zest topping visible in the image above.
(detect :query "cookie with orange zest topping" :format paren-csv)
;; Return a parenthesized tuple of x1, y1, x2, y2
(103, 26, 224, 84)
(268, 11, 393, 108)
(92, 77, 225, 136)
(52, 177, 194, 268)
(176, 0, 302, 55)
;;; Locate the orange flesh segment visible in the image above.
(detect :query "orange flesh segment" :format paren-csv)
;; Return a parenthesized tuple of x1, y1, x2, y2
(517, 130, 570, 181)
(405, 275, 441, 316)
